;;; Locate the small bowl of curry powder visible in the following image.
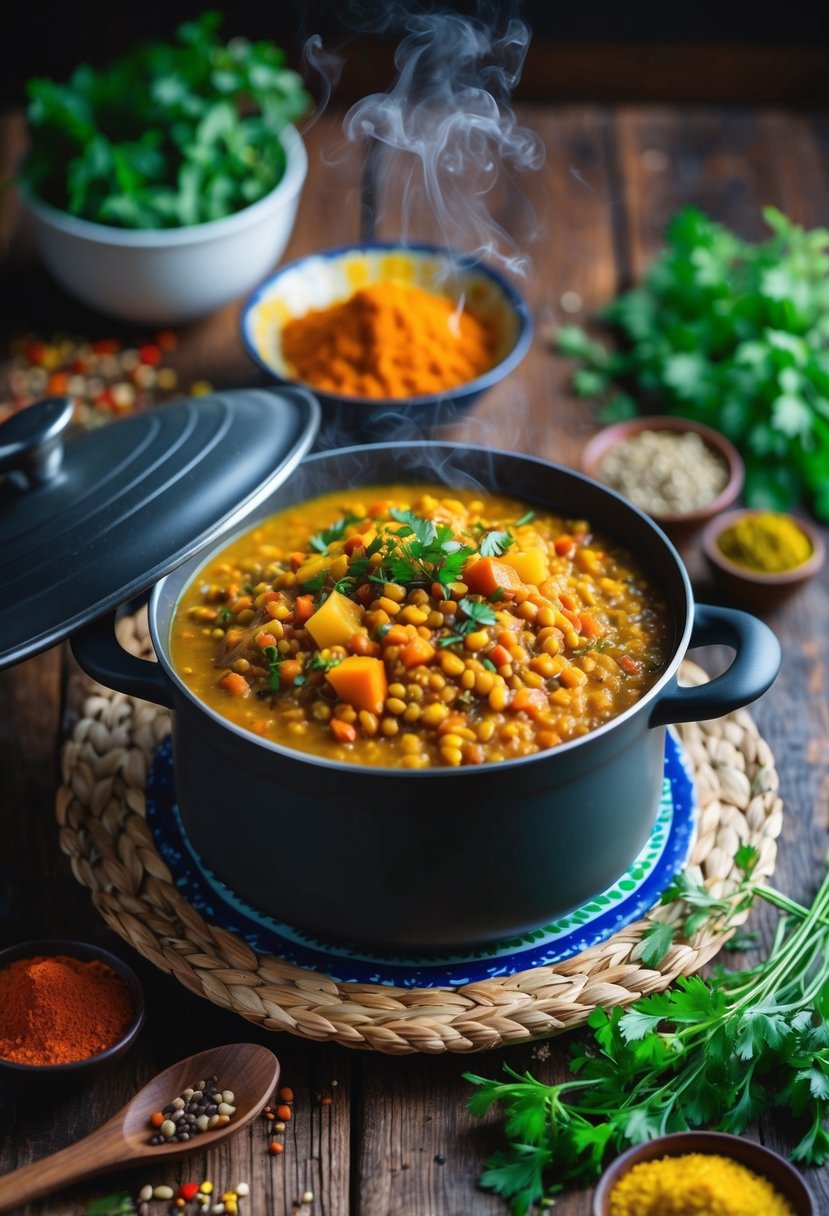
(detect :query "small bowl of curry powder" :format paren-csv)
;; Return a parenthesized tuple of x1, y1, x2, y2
(593, 1131, 815, 1216)
(702, 507, 826, 611)
(239, 241, 533, 444)
(0, 939, 144, 1080)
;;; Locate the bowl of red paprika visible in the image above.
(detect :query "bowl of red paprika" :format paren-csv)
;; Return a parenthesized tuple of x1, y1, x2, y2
(0, 939, 145, 1079)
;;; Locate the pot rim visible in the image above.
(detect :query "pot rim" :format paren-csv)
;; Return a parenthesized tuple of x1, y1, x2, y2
(23, 125, 307, 247)
(148, 441, 694, 776)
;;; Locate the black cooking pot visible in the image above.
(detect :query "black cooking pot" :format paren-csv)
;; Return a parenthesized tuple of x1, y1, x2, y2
(72, 443, 781, 949)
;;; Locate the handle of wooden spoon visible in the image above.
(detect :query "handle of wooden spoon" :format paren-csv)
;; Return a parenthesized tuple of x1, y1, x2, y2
(0, 1113, 126, 1213)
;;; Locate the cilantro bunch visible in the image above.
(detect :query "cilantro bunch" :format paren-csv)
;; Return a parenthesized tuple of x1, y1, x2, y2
(465, 852, 829, 1214)
(20, 11, 309, 229)
(557, 205, 829, 520)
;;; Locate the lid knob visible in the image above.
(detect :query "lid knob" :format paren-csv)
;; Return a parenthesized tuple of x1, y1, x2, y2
(0, 396, 74, 488)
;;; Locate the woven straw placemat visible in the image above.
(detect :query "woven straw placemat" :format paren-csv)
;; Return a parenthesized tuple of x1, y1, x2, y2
(57, 607, 782, 1056)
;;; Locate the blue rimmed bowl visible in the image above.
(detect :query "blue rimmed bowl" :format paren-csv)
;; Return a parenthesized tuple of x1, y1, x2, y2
(239, 242, 533, 444)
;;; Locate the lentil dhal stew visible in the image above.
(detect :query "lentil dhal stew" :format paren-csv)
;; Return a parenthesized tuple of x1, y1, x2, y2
(170, 486, 671, 768)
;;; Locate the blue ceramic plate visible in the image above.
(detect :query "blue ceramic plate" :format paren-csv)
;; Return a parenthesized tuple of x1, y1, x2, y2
(147, 730, 695, 988)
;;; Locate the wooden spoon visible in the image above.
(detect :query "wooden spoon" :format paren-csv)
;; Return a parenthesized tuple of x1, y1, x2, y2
(0, 1043, 279, 1213)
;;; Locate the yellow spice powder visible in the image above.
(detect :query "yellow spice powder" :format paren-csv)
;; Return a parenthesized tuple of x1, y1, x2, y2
(608, 1152, 796, 1216)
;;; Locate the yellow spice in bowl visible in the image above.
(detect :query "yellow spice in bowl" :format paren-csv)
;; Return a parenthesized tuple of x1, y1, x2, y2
(281, 280, 495, 398)
(608, 1152, 796, 1216)
(716, 512, 812, 573)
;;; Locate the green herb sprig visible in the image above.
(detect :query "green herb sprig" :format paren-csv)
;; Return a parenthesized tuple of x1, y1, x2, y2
(438, 596, 499, 648)
(465, 858, 829, 1214)
(557, 205, 829, 519)
(21, 11, 309, 228)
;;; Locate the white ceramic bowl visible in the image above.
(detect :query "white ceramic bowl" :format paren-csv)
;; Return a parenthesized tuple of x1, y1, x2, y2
(24, 125, 308, 325)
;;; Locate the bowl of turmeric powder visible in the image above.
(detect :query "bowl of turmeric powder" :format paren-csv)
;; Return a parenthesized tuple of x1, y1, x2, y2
(594, 1131, 815, 1216)
(0, 938, 144, 1077)
(240, 242, 533, 443)
(702, 508, 826, 610)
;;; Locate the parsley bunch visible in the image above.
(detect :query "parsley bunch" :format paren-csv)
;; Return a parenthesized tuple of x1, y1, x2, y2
(557, 205, 829, 519)
(21, 11, 309, 228)
(466, 858, 829, 1214)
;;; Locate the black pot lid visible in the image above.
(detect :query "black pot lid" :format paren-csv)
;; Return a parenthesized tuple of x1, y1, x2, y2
(0, 386, 320, 669)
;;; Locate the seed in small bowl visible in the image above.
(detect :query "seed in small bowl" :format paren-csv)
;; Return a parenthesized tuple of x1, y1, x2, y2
(581, 415, 744, 538)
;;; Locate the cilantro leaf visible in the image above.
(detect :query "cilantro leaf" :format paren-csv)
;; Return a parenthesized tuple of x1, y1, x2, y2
(480, 530, 514, 557)
(639, 920, 676, 968)
(457, 597, 497, 627)
(309, 512, 361, 553)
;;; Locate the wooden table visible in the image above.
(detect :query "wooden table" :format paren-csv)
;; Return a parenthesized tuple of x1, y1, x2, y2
(1, 105, 828, 1215)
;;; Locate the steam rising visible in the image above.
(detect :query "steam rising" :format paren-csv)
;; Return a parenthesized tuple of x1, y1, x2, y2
(341, 5, 544, 275)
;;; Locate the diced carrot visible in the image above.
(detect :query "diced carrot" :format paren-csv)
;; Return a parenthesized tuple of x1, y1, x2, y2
(294, 595, 315, 624)
(562, 608, 581, 628)
(256, 633, 278, 649)
(290, 552, 307, 571)
(401, 637, 436, 668)
(619, 655, 642, 675)
(219, 672, 249, 697)
(508, 688, 548, 717)
(330, 719, 357, 744)
(279, 659, 303, 684)
(554, 535, 576, 557)
(383, 624, 410, 646)
(559, 592, 577, 611)
(261, 591, 281, 603)
(463, 556, 525, 599)
(579, 613, 604, 638)
(348, 632, 380, 657)
(326, 655, 388, 714)
(489, 644, 512, 669)
(343, 535, 365, 555)
(367, 499, 391, 517)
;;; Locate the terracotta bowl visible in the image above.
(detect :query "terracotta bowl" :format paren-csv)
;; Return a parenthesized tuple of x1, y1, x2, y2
(702, 507, 826, 610)
(0, 938, 145, 1080)
(593, 1131, 816, 1216)
(580, 415, 744, 542)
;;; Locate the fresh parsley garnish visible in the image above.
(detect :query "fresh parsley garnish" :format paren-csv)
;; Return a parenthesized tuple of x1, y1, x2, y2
(515, 511, 536, 526)
(480, 529, 514, 557)
(309, 512, 362, 554)
(466, 843, 829, 1210)
(308, 653, 343, 673)
(437, 597, 498, 649)
(262, 644, 282, 692)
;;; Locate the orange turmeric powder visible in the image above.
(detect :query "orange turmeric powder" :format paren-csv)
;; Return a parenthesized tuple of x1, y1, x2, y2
(281, 281, 496, 398)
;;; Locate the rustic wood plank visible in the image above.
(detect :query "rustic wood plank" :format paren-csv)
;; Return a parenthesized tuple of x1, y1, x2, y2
(448, 105, 621, 469)
(611, 106, 829, 1212)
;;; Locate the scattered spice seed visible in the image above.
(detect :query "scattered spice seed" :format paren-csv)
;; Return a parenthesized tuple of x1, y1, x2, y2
(154, 1185, 175, 1201)
(275, 1121, 286, 1132)
(320, 1097, 333, 1106)
(0, 329, 212, 432)
(301, 1193, 314, 1205)
(279, 1087, 294, 1102)
(275, 1105, 292, 1121)
(269, 1141, 284, 1155)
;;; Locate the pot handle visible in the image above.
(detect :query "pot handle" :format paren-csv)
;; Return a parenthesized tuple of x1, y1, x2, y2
(71, 611, 174, 709)
(649, 603, 781, 728)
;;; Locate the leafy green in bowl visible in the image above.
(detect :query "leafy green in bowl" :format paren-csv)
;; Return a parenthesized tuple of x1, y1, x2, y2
(20, 10, 310, 230)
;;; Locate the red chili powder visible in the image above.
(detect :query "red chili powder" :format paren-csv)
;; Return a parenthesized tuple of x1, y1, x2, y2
(0, 954, 134, 1065)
